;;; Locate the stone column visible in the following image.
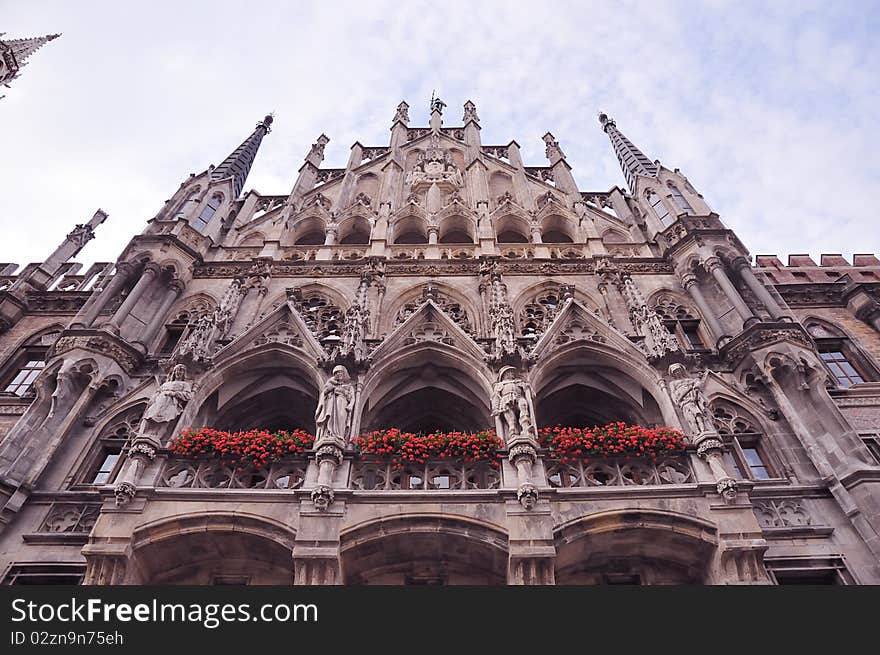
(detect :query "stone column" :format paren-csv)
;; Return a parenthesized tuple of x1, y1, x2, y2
(83, 555, 130, 585)
(106, 262, 160, 333)
(680, 272, 726, 344)
(731, 256, 787, 320)
(76, 262, 135, 327)
(133, 279, 185, 352)
(703, 256, 756, 325)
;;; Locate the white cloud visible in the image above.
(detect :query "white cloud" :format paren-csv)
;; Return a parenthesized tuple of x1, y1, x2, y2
(1, 0, 877, 269)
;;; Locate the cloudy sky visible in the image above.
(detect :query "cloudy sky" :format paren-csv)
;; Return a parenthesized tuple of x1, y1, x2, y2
(2, 1, 878, 270)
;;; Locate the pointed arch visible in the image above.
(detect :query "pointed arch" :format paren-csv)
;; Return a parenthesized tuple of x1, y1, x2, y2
(494, 213, 530, 243)
(379, 281, 480, 336)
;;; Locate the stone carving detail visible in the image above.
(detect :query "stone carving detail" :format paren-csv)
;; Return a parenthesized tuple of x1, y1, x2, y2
(315, 365, 355, 445)
(52, 335, 139, 372)
(114, 364, 193, 505)
(753, 499, 813, 529)
(668, 364, 712, 436)
(288, 288, 344, 345)
(613, 271, 680, 361)
(393, 101, 409, 125)
(253, 322, 303, 347)
(159, 459, 307, 490)
(404, 320, 453, 345)
(405, 138, 463, 192)
(462, 100, 479, 123)
(519, 285, 573, 340)
(546, 456, 694, 488)
(554, 318, 607, 346)
(492, 367, 536, 442)
(40, 503, 101, 533)
(137, 364, 193, 446)
(481, 262, 520, 361)
(352, 460, 500, 491)
(65, 224, 96, 249)
(395, 284, 472, 333)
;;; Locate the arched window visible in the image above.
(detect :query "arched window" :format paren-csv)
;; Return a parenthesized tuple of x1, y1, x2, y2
(173, 190, 200, 220)
(1, 330, 60, 397)
(805, 321, 875, 388)
(712, 404, 778, 481)
(646, 191, 673, 227)
(290, 291, 343, 346)
(518, 287, 569, 340)
(77, 407, 143, 486)
(653, 298, 706, 350)
(192, 193, 223, 231)
(668, 183, 694, 215)
(294, 230, 326, 245)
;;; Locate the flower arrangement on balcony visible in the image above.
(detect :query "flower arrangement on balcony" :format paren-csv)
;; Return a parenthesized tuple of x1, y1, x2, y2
(352, 428, 503, 468)
(169, 428, 316, 470)
(537, 422, 687, 463)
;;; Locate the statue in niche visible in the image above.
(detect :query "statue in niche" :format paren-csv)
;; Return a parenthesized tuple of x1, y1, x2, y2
(667, 363, 712, 435)
(315, 365, 355, 444)
(492, 366, 535, 440)
(137, 364, 193, 445)
(47, 363, 79, 419)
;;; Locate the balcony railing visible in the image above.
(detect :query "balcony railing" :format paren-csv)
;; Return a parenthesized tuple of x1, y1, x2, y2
(351, 459, 500, 491)
(158, 458, 308, 490)
(545, 456, 693, 488)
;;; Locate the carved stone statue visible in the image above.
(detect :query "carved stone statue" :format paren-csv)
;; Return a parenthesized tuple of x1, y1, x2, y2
(667, 363, 712, 435)
(492, 303, 518, 358)
(315, 365, 355, 444)
(339, 304, 368, 361)
(492, 366, 535, 441)
(137, 364, 193, 445)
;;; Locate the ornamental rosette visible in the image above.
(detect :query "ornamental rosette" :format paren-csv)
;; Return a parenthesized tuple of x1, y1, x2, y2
(352, 428, 503, 468)
(537, 422, 687, 463)
(168, 428, 315, 471)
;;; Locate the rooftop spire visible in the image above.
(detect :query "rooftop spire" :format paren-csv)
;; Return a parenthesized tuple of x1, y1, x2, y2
(211, 113, 273, 198)
(0, 33, 61, 88)
(598, 112, 658, 193)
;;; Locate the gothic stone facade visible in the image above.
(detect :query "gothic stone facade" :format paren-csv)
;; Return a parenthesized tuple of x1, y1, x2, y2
(1, 101, 879, 585)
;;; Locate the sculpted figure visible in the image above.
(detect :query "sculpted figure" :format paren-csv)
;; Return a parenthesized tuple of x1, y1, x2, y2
(492, 303, 518, 357)
(492, 366, 535, 440)
(138, 364, 193, 444)
(315, 365, 355, 443)
(668, 363, 712, 435)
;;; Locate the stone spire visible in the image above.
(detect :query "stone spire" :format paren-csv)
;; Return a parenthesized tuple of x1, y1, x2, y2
(211, 114, 273, 198)
(598, 112, 658, 193)
(0, 33, 60, 88)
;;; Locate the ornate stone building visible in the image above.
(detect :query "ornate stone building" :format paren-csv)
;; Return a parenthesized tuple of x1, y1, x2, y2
(1, 99, 879, 585)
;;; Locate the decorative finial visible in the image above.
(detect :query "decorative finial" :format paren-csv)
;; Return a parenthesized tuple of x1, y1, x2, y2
(598, 111, 615, 130)
(393, 101, 409, 125)
(430, 90, 446, 115)
(463, 100, 479, 124)
(259, 112, 274, 132)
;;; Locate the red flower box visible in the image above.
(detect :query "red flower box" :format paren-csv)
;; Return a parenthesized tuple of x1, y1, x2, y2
(353, 428, 503, 468)
(538, 422, 686, 463)
(169, 428, 315, 471)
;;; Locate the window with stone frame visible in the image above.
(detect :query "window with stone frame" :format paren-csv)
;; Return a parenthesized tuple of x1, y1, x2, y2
(764, 556, 855, 585)
(806, 321, 875, 388)
(0, 330, 60, 397)
(74, 408, 143, 487)
(192, 193, 223, 231)
(711, 404, 780, 482)
(160, 310, 194, 355)
(646, 190, 673, 227)
(667, 183, 694, 216)
(652, 298, 707, 351)
(860, 433, 880, 465)
(2, 564, 85, 585)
